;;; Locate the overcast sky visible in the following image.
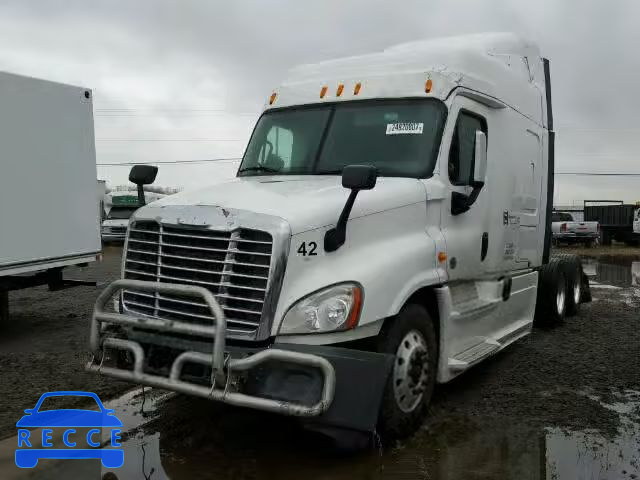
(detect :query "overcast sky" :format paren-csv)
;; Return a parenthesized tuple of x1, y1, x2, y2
(1, 0, 639, 205)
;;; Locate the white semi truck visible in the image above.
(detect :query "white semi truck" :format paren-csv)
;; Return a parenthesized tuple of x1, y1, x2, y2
(88, 34, 589, 442)
(0, 72, 101, 322)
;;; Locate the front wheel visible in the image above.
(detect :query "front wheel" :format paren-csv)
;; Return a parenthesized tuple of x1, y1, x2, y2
(376, 304, 437, 441)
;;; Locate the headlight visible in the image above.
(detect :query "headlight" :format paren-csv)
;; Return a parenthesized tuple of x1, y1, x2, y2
(279, 283, 363, 335)
(102, 227, 111, 234)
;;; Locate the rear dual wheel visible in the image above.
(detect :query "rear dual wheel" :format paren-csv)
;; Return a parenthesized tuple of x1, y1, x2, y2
(552, 254, 584, 316)
(534, 259, 568, 326)
(534, 255, 585, 326)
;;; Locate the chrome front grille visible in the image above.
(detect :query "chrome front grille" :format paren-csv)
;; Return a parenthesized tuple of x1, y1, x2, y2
(122, 221, 273, 338)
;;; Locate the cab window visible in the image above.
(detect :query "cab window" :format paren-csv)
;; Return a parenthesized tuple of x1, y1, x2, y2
(264, 126, 294, 167)
(448, 111, 487, 186)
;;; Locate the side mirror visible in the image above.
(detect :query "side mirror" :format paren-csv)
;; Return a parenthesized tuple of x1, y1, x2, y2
(473, 131, 487, 185)
(129, 165, 158, 186)
(452, 131, 487, 216)
(129, 165, 158, 207)
(325, 165, 378, 252)
(342, 165, 377, 190)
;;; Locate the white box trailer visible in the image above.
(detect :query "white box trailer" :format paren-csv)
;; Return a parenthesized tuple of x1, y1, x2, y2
(0, 71, 101, 320)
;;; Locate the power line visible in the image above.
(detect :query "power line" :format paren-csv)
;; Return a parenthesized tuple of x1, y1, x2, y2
(96, 138, 243, 142)
(95, 108, 245, 112)
(95, 113, 256, 118)
(556, 172, 640, 176)
(97, 158, 241, 166)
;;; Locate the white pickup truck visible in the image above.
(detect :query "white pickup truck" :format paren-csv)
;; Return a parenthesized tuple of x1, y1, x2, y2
(551, 212, 599, 247)
(88, 33, 589, 444)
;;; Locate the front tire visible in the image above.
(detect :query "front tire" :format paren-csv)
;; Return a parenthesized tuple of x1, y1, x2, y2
(376, 304, 437, 441)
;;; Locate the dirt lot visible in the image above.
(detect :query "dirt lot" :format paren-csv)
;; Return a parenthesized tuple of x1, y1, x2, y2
(555, 243, 640, 259)
(0, 246, 638, 479)
(0, 246, 130, 439)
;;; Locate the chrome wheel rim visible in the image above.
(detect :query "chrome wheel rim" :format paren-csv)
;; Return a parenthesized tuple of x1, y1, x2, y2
(557, 282, 566, 315)
(393, 330, 429, 413)
(573, 275, 581, 305)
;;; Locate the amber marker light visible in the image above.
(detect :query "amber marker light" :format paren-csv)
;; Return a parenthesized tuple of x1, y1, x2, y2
(345, 286, 363, 330)
(425, 78, 433, 94)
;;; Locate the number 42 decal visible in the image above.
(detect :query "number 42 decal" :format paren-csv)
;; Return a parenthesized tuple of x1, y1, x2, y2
(297, 241, 318, 256)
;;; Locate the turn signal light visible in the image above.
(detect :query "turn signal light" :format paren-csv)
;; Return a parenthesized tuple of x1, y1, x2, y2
(425, 79, 433, 94)
(320, 86, 328, 98)
(354, 82, 362, 95)
(336, 84, 344, 97)
(269, 92, 277, 105)
(438, 251, 447, 263)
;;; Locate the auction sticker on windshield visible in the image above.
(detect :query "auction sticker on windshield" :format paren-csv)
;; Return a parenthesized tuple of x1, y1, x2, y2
(386, 122, 424, 135)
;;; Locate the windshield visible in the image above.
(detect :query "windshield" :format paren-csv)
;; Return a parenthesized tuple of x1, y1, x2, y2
(36, 395, 100, 412)
(107, 207, 137, 220)
(238, 99, 447, 178)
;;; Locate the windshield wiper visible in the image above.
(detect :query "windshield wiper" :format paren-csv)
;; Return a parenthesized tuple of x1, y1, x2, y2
(238, 165, 281, 174)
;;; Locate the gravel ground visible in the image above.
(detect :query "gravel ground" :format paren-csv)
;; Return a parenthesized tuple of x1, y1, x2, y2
(556, 243, 640, 258)
(0, 246, 638, 479)
(0, 246, 130, 440)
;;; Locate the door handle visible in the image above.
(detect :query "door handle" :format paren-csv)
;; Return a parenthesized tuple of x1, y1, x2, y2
(481, 232, 489, 261)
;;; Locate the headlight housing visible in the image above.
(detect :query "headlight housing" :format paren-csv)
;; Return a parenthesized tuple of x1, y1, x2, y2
(279, 283, 363, 335)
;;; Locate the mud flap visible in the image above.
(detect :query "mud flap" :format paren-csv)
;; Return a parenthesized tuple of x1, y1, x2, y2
(244, 343, 394, 434)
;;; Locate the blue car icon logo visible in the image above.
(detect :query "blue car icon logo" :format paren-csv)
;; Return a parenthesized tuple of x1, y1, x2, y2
(15, 391, 124, 469)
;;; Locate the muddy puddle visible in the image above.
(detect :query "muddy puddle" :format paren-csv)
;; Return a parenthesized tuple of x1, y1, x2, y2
(7, 385, 634, 480)
(582, 256, 640, 288)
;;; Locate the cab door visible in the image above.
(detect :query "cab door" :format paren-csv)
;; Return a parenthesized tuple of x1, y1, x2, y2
(440, 97, 492, 281)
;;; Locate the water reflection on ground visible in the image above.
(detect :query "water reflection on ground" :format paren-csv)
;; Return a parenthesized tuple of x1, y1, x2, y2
(582, 256, 640, 287)
(89, 386, 639, 480)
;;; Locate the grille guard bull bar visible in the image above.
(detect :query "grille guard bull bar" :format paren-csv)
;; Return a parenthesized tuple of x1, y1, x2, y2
(87, 279, 336, 417)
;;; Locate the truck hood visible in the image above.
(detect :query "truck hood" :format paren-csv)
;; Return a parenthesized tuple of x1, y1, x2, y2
(103, 219, 129, 227)
(150, 176, 426, 234)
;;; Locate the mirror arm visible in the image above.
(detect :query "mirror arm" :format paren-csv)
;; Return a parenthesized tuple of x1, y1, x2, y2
(451, 182, 484, 216)
(324, 189, 359, 252)
(136, 185, 146, 207)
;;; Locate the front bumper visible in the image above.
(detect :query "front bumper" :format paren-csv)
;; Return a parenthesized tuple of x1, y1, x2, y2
(101, 233, 127, 242)
(553, 233, 598, 242)
(88, 279, 392, 429)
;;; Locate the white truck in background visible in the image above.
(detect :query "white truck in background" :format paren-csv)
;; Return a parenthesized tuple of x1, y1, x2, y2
(89, 34, 590, 445)
(102, 190, 166, 243)
(551, 212, 599, 247)
(0, 72, 101, 322)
